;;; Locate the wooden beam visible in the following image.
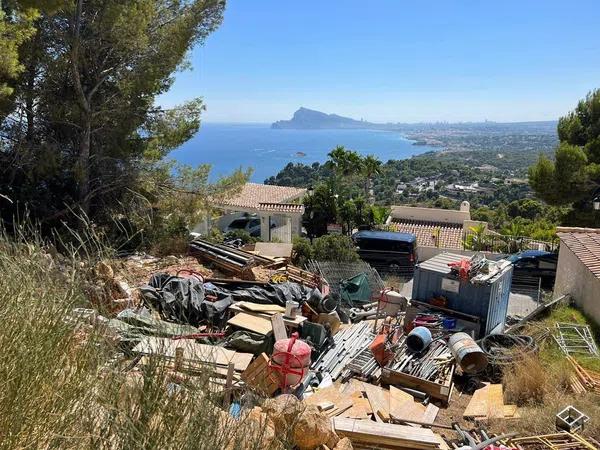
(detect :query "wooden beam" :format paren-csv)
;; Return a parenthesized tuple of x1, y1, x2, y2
(271, 313, 288, 341)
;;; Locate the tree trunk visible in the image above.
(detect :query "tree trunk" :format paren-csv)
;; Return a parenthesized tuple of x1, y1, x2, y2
(71, 0, 91, 214)
(78, 114, 91, 213)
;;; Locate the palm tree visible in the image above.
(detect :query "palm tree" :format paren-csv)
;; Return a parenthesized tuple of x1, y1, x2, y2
(362, 154, 382, 203)
(327, 145, 350, 177)
(501, 221, 526, 253)
(465, 223, 488, 251)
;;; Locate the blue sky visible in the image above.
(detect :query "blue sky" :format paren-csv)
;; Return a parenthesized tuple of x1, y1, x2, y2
(159, 1, 600, 123)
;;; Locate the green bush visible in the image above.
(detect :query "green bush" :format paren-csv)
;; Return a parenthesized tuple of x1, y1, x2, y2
(311, 234, 359, 263)
(292, 236, 314, 266)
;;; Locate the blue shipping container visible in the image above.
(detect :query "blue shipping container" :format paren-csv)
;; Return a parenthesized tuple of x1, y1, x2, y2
(411, 252, 513, 336)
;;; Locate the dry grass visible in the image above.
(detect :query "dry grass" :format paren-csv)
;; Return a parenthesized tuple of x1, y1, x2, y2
(493, 305, 600, 440)
(503, 353, 572, 406)
(0, 230, 278, 450)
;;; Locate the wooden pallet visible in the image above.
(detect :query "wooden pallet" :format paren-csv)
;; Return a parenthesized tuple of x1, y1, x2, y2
(382, 363, 455, 404)
(240, 353, 279, 396)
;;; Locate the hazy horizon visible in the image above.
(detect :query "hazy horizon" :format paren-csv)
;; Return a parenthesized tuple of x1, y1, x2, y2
(158, 0, 600, 123)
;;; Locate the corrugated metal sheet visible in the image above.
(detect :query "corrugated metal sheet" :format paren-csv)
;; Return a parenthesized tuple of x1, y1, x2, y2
(412, 252, 513, 336)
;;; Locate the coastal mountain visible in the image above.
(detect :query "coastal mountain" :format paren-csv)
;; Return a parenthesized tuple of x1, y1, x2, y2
(272, 107, 378, 129)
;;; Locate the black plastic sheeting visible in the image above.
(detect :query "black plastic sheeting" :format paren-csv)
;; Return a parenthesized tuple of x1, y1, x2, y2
(140, 275, 321, 327)
(212, 281, 321, 307)
(140, 273, 233, 326)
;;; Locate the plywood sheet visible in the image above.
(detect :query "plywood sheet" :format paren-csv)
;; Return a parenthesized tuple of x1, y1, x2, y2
(422, 404, 439, 424)
(389, 386, 426, 423)
(340, 394, 373, 419)
(238, 301, 286, 314)
(254, 242, 293, 258)
(463, 383, 516, 420)
(362, 382, 390, 422)
(227, 312, 272, 335)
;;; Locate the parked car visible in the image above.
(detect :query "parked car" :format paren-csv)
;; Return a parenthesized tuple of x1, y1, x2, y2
(506, 250, 558, 288)
(351, 230, 417, 277)
(221, 215, 261, 237)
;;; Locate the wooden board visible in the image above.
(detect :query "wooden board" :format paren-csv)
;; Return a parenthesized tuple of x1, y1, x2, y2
(238, 301, 286, 314)
(305, 385, 353, 416)
(389, 386, 426, 423)
(270, 313, 287, 341)
(227, 312, 273, 335)
(133, 337, 253, 372)
(362, 382, 391, 422)
(332, 417, 446, 449)
(422, 404, 439, 424)
(254, 242, 293, 259)
(463, 383, 518, 420)
(340, 394, 373, 419)
(241, 353, 279, 395)
(229, 304, 307, 328)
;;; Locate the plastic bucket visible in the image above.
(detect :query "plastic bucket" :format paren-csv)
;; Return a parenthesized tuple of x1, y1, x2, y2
(406, 326, 432, 352)
(443, 318, 457, 329)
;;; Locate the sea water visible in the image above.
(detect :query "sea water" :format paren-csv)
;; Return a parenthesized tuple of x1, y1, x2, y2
(170, 123, 437, 182)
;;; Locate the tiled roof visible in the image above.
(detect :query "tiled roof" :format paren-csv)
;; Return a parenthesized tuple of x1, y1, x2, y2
(557, 229, 600, 279)
(258, 202, 304, 214)
(389, 219, 464, 249)
(219, 183, 306, 210)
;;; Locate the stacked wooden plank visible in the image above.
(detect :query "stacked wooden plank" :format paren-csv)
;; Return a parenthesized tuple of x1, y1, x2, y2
(332, 417, 448, 450)
(189, 239, 278, 276)
(133, 336, 253, 378)
(303, 379, 439, 429)
(285, 264, 322, 289)
(567, 355, 600, 395)
(463, 384, 519, 420)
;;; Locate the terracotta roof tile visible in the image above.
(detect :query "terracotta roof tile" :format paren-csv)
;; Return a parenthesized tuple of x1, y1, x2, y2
(557, 231, 600, 279)
(258, 202, 304, 214)
(219, 183, 306, 210)
(389, 219, 463, 249)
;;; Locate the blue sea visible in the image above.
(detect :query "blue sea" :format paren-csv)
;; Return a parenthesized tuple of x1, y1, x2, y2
(171, 123, 437, 182)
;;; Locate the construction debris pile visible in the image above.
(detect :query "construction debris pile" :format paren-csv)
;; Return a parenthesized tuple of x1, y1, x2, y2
(74, 242, 600, 450)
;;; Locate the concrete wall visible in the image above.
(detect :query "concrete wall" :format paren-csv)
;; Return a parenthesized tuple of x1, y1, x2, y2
(554, 242, 600, 326)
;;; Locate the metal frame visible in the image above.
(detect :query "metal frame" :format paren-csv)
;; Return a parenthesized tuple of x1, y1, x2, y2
(553, 323, 599, 357)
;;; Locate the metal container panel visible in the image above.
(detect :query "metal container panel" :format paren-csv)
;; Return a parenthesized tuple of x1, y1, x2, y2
(411, 252, 513, 336)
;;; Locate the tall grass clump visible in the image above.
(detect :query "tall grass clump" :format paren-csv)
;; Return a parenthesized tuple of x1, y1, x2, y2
(0, 228, 277, 449)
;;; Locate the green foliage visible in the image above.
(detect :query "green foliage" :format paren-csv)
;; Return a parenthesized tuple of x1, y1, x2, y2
(292, 236, 314, 267)
(369, 205, 390, 225)
(311, 234, 359, 263)
(303, 184, 338, 237)
(529, 89, 600, 226)
(0, 0, 238, 248)
(292, 234, 359, 265)
(223, 229, 259, 245)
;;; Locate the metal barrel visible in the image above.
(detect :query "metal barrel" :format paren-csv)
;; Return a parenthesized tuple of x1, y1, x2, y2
(318, 295, 337, 313)
(448, 332, 488, 374)
(406, 326, 432, 352)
